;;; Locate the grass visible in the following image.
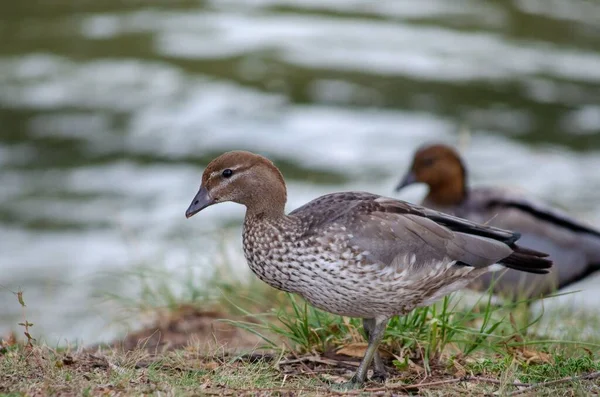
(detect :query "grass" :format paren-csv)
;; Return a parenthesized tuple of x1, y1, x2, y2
(2, 262, 600, 396)
(0, 342, 328, 396)
(468, 353, 600, 383)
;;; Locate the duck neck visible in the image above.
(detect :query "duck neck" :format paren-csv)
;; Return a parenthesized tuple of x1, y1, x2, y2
(244, 175, 288, 223)
(427, 177, 468, 206)
(245, 200, 286, 223)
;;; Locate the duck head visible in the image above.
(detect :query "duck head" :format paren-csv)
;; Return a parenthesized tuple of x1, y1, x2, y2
(395, 144, 468, 206)
(185, 150, 287, 219)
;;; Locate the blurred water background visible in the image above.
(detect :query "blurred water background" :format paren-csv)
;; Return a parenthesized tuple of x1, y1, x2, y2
(1, 0, 600, 345)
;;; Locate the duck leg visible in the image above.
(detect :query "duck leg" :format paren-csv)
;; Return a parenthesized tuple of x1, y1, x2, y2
(363, 318, 388, 382)
(349, 316, 389, 385)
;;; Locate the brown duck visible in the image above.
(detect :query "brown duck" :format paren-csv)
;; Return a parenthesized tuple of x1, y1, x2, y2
(186, 150, 551, 386)
(396, 143, 600, 298)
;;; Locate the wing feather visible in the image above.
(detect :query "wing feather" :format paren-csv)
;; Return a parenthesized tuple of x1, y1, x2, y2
(291, 192, 550, 274)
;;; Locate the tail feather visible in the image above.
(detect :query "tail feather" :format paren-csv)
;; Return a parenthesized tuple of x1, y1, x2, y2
(499, 244, 553, 275)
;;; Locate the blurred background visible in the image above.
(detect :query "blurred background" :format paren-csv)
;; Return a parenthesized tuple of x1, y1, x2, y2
(1, 0, 599, 345)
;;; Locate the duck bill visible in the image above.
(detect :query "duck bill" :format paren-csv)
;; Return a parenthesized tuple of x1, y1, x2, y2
(185, 186, 214, 218)
(395, 171, 417, 192)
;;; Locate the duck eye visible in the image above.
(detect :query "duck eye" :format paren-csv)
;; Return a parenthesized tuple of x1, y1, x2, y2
(222, 169, 233, 178)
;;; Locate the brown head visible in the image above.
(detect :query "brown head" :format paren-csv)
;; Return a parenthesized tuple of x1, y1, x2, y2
(185, 151, 287, 219)
(395, 144, 468, 206)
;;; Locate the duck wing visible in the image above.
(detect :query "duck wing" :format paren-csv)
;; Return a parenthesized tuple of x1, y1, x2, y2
(343, 194, 551, 274)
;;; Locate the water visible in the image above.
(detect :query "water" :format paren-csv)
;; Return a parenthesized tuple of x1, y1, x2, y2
(1, 0, 599, 344)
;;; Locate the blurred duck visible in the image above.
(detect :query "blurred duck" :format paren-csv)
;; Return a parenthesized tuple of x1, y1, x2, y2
(396, 143, 600, 298)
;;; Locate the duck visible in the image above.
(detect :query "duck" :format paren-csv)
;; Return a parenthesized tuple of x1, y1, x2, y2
(396, 143, 600, 299)
(185, 150, 551, 386)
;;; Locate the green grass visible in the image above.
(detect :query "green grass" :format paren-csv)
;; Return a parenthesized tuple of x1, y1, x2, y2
(468, 354, 600, 383)
(224, 288, 585, 372)
(3, 259, 600, 395)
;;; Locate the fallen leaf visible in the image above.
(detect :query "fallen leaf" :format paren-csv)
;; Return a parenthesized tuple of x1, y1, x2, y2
(408, 359, 425, 373)
(336, 343, 368, 358)
(336, 343, 393, 359)
(521, 349, 551, 364)
(452, 359, 467, 378)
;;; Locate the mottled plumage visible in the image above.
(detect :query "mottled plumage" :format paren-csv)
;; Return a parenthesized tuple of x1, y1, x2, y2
(186, 150, 552, 387)
(243, 192, 548, 317)
(397, 143, 600, 298)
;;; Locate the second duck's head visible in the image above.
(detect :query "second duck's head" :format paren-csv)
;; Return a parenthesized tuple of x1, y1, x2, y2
(395, 144, 467, 205)
(185, 150, 287, 219)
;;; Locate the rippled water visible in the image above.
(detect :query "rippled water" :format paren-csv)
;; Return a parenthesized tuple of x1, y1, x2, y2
(1, 0, 600, 344)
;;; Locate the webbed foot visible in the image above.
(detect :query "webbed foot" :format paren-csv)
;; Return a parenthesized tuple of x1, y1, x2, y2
(330, 376, 364, 391)
(371, 369, 388, 383)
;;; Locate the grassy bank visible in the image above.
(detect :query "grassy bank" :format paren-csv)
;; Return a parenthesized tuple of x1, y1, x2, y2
(2, 268, 600, 396)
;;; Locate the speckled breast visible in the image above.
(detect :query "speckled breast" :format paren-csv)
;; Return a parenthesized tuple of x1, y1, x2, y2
(241, 220, 476, 318)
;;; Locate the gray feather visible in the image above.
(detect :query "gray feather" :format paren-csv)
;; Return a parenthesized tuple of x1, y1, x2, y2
(292, 192, 519, 274)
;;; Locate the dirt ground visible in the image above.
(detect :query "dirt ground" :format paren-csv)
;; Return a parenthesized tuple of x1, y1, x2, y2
(104, 305, 266, 354)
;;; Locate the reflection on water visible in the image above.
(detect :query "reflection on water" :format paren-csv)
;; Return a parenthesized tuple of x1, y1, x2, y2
(1, 0, 599, 344)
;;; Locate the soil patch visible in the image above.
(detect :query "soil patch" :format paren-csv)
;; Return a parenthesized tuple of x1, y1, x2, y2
(100, 305, 267, 354)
